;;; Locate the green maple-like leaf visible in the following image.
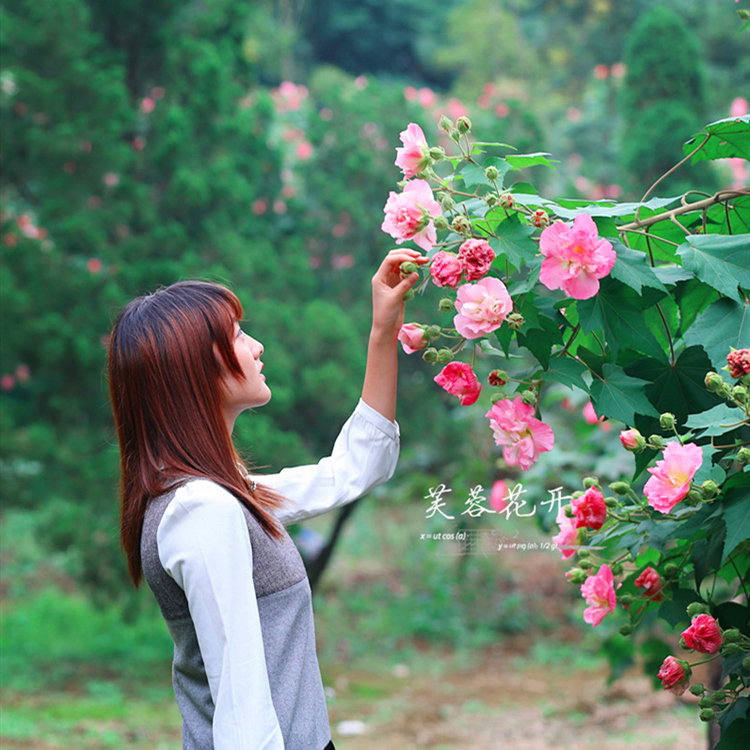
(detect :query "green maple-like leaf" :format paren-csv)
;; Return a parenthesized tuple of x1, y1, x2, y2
(589, 364, 659, 424)
(489, 215, 538, 267)
(609, 240, 667, 295)
(676, 234, 750, 303)
(683, 115, 750, 163)
(721, 483, 750, 566)
(683, 297, 750, 372)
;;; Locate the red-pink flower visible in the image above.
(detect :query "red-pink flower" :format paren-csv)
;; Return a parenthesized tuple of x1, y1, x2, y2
(454, 277, 513, 339)
(434, 362, 482, 406)
(619, 428, 644, 451)
(381, 179, 441, 252)
(458, 238, 496, 281)
(644, 441, 703, 513)
(430, 251, 463, 288)
(485, 397, 555, 470)
(682, 615, 723, 654)
(398, 324, 428, 354)
(539, 213, 616, 300)
(395, 123, 430, 179)
(552, 506, 580, 559)
(490, 480, 508, 513)
(571, 487, 607, 530)
(580, 564, 617, 626)
(727, 348, 750, 379)
(634, 567, 663, 602)
(657, 656, 691, 696)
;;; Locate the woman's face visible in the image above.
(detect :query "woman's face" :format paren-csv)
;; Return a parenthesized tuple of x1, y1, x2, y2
(218, 321, 271, 424)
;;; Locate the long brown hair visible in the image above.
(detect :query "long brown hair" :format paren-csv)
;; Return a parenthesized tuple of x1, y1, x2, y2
(108, 280, 286, 586)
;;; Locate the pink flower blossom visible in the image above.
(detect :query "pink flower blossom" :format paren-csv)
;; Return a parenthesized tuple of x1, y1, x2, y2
(430, 251, 463, 288)
(454, 277, 513, 339)
(594, 64, 609, 80)
(644, 441, 703, 513)
(141, 97, 155, 113)
(580, 564, 617, 626)
(657, 657, 691, 696)
(539, 213, 616, 299)
(730, 97, 749, 118)
(727, 348, 750, 379)
(395, 123, 430, 179)
(610, 63, 626, 79)
(15, 365, 30, 382)
(485, 397, 555, 471)
(619, 428, 644, 451)
(295, 141, 313, 160)
(571, 487, 607, 530)
(87, 258, 103, 274)
(398, 324, 428, 354)
(458, 239, 495, 281)
(381, 179, 441, 252)
(682, 615, 723, 654)
(403, 86, 417, 102)
(495, 102, 509, 118)
(1, 374, 15, 391)
(490, 480, 508, 513)
(252, 199, 267, 216)
(582, 401, 604, 425)
(552, 506, 580, 559)
(434, 362, 482, 406)
(418, 87, 435, 108)
(635, 567, 663, 603)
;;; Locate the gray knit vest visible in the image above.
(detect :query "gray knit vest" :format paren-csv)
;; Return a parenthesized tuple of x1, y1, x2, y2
(141, 481, 331, 749)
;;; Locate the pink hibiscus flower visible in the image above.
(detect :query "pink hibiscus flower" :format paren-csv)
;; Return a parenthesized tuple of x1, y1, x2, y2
(552, 506, 580, 559)
(657, 656, 691, 696)
(634, 567, 663, 602)
(485, 397, 555, 470)
(434, 362, 482, 406)
(381, 179, 441, 252)
(398, 324, 428, 354)
(682, 615, 723, 654)
(454, 277, 513, 339)
(580, 564, 617, 626)
(643, 441, 703, 513)
(430, 251, 464, 288)
(539, 213, 616, 299)
(395, 123, 430, 179)
(570, 486, 607, 530)
(458, 238, 496, 281)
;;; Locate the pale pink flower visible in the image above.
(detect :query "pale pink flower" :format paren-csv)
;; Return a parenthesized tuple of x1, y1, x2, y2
(418, 87, 435, 108)
(490, 480, 508, 513)
(485, 397, 555, 471)
(15, 365, 30, 382)
(682, 615, 723, 654)
(619, 428, 644, 451)
(434, 362, 482, 406)
(395, 123, 430, 179)
(634, 567, 663, 603)
(295, 141, 313, 160)
(644, 441, 703, 513)
(571, 487, 607, 530)
(539, 213, 616, 299)
(252, 199, 267, 216)
(447, 98, 468, 120)
(430, 251, 463, 288)
(141, 97, 155, 113)
(552, 506, 580, 559)
(87, 258, 103, 274)
(454, 277, 513, 339)
(381, 179, 441, 252)
(398, 324, 428, 354)
(403, 86, 418, 102)
(582, 401, 604, 425)
(594, 64, 609, 80)
(657, 657, 691, 696)
(495, 102, 509, 118)
(730, 97, 749, 118)
(610, 62, 626, 79)
(1, 374, 15, 391)
(354, 75, 368, 90)
(580, 564, 617, 626)
(458, 238, 495, 281)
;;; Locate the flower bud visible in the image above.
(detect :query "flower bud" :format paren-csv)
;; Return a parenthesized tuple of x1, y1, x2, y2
(701, 480, 719, 499)
(456, 116, 472, 134)
(704, 372, 724, 392)
(566, 568, 588, 585)
(520, 390, 536, 406)
(438, 297, 454, 312)
(659, 412, 676, 430)
(400, 261, 418, 277)
(738, 446, 750, 465)
(490, 392, 505, 404)
(422, 347, 438, 362)
(689, 684, 705, 696)
(619, 594, 633, 606)
(743, 656, 750, 671)
(663, 563, 678, 576)
(648, 434, 665, 449)
(437, 192, 455, 211)
(731, 385, 747, 403)
(725, 642, 741, 655)
(402, 289, 415, 301)
(451, 216, 470, 235)
(489, 369, 508, 387)
(436, 348, 454, 364)
(484, 165, 500, 181)
(499, 193, 515, 210)
(699, 708, 716, 722)
(583, 476, 599, 489)
(429, 146, 446, 162)
(426, 325, 442, 339)
(699, 696, 715, 708)
(564, 505, 575, 518)
(439, 115, 453, 132)
(619, 429, 646, 452)
(571, 490, 584, 499)
(687, 602, 710, 617)
(577, 549, 590, 558)
(579, 559, 593, 570)
(449, 128, 461, 142)
(685, 489, 703, 506)
(506, 312, 524, 330)
(722, 629, 741, 643)
(713, 690, 726, 702)
(485, 193, 499, 207)
(605, 497, 618, 508)
(609, 481, 630, 495)
(619, 624, 634, 636)
(397, 180, 408, 190)
(611, 562, 623, 576)
(433, 214, 450, 231)
(717, 383, 732, 399)
(530, 209, 549, 228)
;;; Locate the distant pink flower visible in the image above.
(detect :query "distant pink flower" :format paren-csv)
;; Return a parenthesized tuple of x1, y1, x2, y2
(454, 277, 513, 339)
(485, 397, 554, 470)
(434, 362, 482, 406)
(571, 487, 607, 530)
(295, 141, 313, 160)
(354, 75, 368, 90)
(403, 86, 418, 102)
(644, 441, 703, 513)
(552, 506, 580, 559)
(252, 199, 267, 216)
(141, 97, 155, 113)
(398, 324, 428, 354)
(658, 657, 691, 696)
(495, 102, 509, 118)
(282, 184, 297, 199)
(430, 251, 463, 288)
(331, 253, 354, 269)
(103, 172, 120, 188)
(731, 97, 748, 118)
(418, 87, 435, 108)
(273, 199, 287, 215)
(447, 98, 468, 120)
(1, 374, 15, 391)
(610, 62, 626, 79)
(635, 567, 663, 603)
(490, 480, 509, 513)
(395, 123, 430, 179)
(682, 614, 723, 654)
(582, 401, 604, 425)
(87, 258, 103, 274)
(594, 64, 609, 80)
(15, 365, 30, 382)
(458, 239, 495, 281)
(319, 107, 333, 121)
(381, 179, 441, 252)
(539, 213, 616, 299)
(580, 564, 616, 626)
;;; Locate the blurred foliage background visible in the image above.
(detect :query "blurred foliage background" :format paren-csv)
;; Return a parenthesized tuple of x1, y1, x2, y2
(0, 0, 747, 744)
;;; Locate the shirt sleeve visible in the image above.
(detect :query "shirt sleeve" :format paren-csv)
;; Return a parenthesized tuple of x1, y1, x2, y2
(254, 398, 400, 527)
(157, 479, 285, 750)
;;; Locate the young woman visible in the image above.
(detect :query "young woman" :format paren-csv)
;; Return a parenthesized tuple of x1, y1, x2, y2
(108, 248, 426, 750)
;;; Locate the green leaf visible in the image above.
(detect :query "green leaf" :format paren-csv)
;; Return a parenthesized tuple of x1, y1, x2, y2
(657, 589, 703, 628)
(516, 316, 563, 369)
(691, 527, 726, 588)
(683, 115, 750, 163)
(489, 215, 538, 267)
(589, 364, 659, 424)
(494, 325, 513, 357)
(683, 297, 750, 372)
(652, 266, 694, 286)
(675, 278, 720, 338)
(676, 234, 750, 302)
(544, 355, 590, 393)
(608, 240, 667, 294)
(714, 714, 750, 750)
(460, 156, 510, 188)
(722, 482, 750, 566)
(505, 152, 557, 171)
(686, 403, 746, 437)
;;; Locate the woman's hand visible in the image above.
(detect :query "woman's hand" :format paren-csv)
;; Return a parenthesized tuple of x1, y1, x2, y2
(371, 248, 429, 338)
